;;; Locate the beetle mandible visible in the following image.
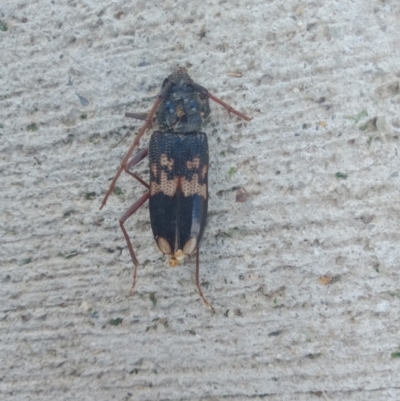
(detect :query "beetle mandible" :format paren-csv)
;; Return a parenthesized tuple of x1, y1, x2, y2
(100, 67, 251, 311)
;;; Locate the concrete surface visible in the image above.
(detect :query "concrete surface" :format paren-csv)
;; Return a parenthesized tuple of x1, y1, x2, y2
(2, 0, 400, 400)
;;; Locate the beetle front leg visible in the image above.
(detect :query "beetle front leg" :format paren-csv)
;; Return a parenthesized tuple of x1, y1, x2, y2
(119, 191, 150, 294)
(100, 81, 173, 210)
(191, 82, 251, 122)
(116, 147, 150, 294)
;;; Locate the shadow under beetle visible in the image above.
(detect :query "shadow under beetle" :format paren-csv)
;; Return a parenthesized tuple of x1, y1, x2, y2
(100, 67, 251, 311)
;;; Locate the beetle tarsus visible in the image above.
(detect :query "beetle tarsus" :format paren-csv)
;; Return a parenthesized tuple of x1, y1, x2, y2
(196, 247, 215, 313)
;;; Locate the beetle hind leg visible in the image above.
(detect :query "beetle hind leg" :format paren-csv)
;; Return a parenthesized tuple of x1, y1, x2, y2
(119, 192, 150, 295)
(195, 247, 215, 313)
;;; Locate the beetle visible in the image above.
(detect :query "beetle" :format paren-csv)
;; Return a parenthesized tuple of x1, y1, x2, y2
(100, 67, 250, 311)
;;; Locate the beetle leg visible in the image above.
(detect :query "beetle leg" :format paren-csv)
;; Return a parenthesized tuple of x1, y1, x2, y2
(125, 172, 149, 190)
(191, 82, 251, 122)
(124, 148, 150, 189)
(195, 247, 215, 313)
(207, 92, 251, 121)
(119, 191, 151, 295)
(125, 112, 155, 129)
(125, 112, 150, 121)
(100, 81, 173, 210)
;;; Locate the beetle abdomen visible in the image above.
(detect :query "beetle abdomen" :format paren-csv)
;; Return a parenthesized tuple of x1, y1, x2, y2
(149, 131, 208, 261)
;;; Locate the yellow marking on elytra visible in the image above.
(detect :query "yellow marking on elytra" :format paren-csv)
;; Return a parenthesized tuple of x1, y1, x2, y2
(160, 154, 174, 170)
(151, 171, 178, 197)
(186, 157, 200, 170)
(181, 173, 207, 198)
(183, 238, 197, 255)
(201, 165, 207, 179)
(157, 237, 172, 254)
(151, 163, 158, 176)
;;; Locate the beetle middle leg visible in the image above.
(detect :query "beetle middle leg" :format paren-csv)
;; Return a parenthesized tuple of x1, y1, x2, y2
(123, 148, 149, 189)
(125, 112, 155, 123)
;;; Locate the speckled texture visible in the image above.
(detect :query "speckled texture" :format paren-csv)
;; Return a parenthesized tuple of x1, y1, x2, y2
(2, 1, 400, 400)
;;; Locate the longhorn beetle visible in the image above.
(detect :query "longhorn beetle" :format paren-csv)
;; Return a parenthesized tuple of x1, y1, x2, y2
(100, 67, 250, 311)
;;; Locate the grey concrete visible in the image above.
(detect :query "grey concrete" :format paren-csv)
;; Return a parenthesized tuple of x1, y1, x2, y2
(2, 0, 400, 400)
